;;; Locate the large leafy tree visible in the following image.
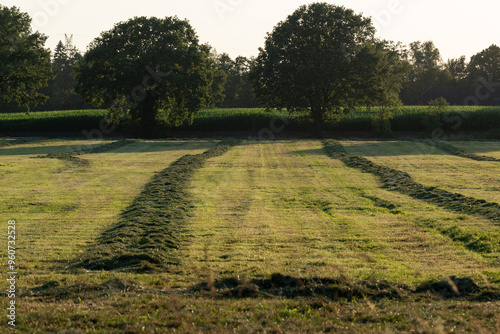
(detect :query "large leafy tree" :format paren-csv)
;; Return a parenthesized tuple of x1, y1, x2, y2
(466, 44, 500, 85)
(74, 16, 212, 134)
(0, 5, 53, 112)
(249, 3, 406, 125)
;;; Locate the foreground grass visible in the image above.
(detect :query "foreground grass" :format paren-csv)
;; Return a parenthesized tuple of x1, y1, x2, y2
(1, 138, 499, 332)
(13, 293, 500, 333)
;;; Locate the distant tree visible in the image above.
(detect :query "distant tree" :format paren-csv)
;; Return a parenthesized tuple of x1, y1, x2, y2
(400, 41, 452, 105)
(215, 53, 234, 106)
(220, 55, 259, 108)
(74, 16, 212, 135)
(41, 35, 85, 110)
(205, 49, 228, 108)
(249, 3, 406, 126)
(0, 5, 53, 112)
(235, 58, 260, 108)
(206, 53, 259, 108)
(466, 44, 500, 85)
(446, 56, 468, 86)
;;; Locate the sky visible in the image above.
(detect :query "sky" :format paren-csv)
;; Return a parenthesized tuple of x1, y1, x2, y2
(2, 0, 500, 62)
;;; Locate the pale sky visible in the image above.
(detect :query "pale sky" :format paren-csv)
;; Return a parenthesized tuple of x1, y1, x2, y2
(3, 0, 500, 62)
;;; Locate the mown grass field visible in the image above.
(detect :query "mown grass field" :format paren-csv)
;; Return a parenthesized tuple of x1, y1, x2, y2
(1, 137, 499, 333)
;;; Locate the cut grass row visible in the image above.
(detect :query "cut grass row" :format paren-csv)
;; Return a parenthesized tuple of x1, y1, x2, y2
(423, 139, 500, 161)
(324, 140, 500, 255)
(185, 140, 499, 285)
(0, 106, 499, 134)
(0, 138, 217, 276)
(343, 140, 500, 204)
(73, 139, 240, 271)
(324, 140, 500, 223)
(10, 138, 496, 284)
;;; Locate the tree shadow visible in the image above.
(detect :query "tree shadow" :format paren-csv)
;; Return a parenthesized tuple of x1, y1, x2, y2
(292, 142, 438, 158)
(0, 139, 219, 156)
(327, 140, 500, 158)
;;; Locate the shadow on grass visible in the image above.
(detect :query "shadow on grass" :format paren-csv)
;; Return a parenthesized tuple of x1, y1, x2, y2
(293, 139, 499, 159)
(32, 140, 137, 167)
(0, 138, 216, 156)
(324, 139, 500, 158)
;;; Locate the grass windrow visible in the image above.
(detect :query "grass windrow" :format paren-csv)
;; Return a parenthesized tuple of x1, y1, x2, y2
(323, 139, 500, 224)
(72, 139, 240, 271)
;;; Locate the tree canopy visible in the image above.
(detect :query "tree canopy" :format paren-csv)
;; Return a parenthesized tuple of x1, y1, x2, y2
(446, 56, 468, 86)
(0, 5, 53, 112)
(249, 3, 407, 126)
(399, 41, 451, 105)
(74, 16, 212, 134)
(466, 44, 500, 85)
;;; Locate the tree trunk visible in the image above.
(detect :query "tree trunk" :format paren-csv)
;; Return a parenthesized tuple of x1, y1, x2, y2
(310, 106, 324, 136)
(139, 93, 157, 138)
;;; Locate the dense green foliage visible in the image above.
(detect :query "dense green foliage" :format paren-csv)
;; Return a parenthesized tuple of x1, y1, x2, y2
(0, 109, 106, 132)
(400, 41, 451, 105)
(1, 107, 498, 135)
(74, 16, 212, 134)
(2, 3, 499, 117)
(4, 36, 89, 113)
(211, 54, 259, 108)
(466, 44, 500, 85)
(401, 42, 500, 105)
(41, 37, 86, 111)
(0, 5, 53, 111)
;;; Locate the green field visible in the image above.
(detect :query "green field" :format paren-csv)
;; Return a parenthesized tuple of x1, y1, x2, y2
(1, 107, 499, 135)
(1, 138, 499, 333)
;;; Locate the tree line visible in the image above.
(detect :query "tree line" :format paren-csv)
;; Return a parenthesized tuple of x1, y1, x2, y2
(401, 41, 500, 105)
(1, 3, 499, 133)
